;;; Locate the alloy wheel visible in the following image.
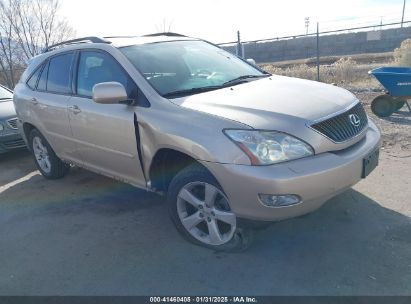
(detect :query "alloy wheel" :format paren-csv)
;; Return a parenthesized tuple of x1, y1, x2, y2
(176, 182, 236, 246)
(32, 136, 51, 174)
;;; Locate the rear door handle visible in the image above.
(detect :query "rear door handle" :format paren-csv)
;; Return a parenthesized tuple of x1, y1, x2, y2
(30, 98, 38, 105)
(68, 105, 81, 114)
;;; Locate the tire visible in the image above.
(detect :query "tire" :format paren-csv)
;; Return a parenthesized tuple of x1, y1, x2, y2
(394, 99, 406, 111)
(167, 164, 253, 251)
(29, 129, 70, 179)
(371, 95, 395, 118)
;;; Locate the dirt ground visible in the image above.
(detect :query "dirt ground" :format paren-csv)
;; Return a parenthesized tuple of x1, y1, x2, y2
(358, 92, 411, 155)
(0, 92, 410, 295)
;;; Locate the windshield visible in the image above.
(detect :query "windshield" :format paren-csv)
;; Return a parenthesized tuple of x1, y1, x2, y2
(0, 86, 13, 101)
(120, 40, 266, 97)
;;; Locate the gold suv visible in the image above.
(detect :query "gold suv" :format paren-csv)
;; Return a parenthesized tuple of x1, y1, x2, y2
(13, 34, 381, 250)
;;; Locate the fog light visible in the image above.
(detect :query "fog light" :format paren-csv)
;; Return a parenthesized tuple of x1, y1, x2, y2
(259, 194, 302, 207)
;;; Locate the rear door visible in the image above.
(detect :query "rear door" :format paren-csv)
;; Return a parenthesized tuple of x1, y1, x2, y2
(68, 49, 146, 187)
(25, 52, 78, 162)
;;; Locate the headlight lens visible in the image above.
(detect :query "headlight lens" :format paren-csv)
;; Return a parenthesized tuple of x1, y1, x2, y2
(224, 130, 314, 165)
(0, 123, 4, 132)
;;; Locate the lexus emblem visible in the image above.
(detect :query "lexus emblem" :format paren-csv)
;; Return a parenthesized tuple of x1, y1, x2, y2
(349, 114, 361, 127)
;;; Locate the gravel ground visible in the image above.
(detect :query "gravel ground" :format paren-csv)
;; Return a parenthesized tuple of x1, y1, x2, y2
(356, 92, 411, 154)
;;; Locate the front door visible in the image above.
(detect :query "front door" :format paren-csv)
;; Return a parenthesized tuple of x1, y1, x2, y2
(68, 50, 146, 187)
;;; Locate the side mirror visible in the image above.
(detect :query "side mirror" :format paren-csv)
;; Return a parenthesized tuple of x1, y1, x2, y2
(246, 58, 256, 65)
(92, 82, 128, 104)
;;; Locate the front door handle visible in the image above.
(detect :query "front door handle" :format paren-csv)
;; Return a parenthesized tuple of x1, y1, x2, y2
(30, 97, 38, 105)
(68, 105, 81, 114)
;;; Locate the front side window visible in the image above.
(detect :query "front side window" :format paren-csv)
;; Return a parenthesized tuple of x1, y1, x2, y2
(76, 51, 136, 98)
(46, 53, 74, 94)
(120, 40, 266, 97)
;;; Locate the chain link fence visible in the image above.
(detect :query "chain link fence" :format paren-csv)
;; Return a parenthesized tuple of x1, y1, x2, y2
(219, 21, 411, 92)
(2, 21, 410, 91)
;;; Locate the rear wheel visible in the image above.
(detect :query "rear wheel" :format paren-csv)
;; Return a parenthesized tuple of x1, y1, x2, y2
(29, 129, 70, 179)
(167, 165, 253, 251)
(371, 95, 395, 118)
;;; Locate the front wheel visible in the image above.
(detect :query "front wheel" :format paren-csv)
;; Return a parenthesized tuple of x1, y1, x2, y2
(29, 129, 70, 179)
(167, 165, 253, 251)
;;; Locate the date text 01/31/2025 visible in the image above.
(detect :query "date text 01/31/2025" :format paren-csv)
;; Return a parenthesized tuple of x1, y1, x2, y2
(149, 296, 257, 303)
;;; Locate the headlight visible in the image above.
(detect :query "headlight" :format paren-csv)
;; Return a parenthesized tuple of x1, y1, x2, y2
(224, 130, 314, 165)
(0, 123, 4, 132)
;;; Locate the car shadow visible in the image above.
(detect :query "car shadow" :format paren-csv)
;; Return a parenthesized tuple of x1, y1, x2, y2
(0, 170, 410, 296)
(0, 148, 30, 162)
(384, 108, 411, 125)
(250, 189, 411, 294)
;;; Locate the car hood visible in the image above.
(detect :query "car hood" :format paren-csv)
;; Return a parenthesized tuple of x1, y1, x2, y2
(171, 75, 358, 129)
(0, 99, 17, 120)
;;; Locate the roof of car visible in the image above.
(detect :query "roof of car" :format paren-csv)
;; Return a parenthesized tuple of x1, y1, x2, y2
(107, 35, 198, 48)
(0, 84, 13, 93)
(42, 33, 199, 53)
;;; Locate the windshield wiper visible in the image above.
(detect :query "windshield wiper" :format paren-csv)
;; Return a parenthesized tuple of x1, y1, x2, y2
(163, 74, 272, 98)
(223, 74, 270, 86)
(163, 86, 223, 98)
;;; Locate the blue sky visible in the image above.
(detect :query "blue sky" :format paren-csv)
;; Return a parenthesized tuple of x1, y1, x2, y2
(59, 0, 410, 43)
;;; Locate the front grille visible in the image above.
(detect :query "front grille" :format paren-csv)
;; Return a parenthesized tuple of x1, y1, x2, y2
(7, 118, 18, 130)
(311, 102, 368, 143)
(3, 138, 25, 148)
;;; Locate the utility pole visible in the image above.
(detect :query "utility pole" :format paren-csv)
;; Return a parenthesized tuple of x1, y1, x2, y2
(316, 22, 320, 82)
(237, 30, 243, 58)
(402, 0, 406, 27)
(305, 17, 310, 35)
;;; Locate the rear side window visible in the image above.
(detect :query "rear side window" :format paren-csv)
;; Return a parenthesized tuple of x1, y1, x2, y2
(27, 64, 44, 90)
(37, 62, 48, 91)
(46, 53, 74, 94)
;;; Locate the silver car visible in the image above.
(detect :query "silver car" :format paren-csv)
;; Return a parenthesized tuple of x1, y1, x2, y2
(0, 85, 26, 153)
(13, 34, 381, 250)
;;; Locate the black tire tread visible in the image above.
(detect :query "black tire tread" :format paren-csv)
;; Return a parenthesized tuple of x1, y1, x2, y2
(371, 95, 395, 118)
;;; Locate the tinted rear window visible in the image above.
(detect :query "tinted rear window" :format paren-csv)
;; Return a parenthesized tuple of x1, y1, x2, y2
(37, 62, 48, 91)
(27, 64, 44, 90)
(46, 53, 74, 94)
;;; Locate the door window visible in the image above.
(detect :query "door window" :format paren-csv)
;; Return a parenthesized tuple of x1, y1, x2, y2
(76, 51, 136, 98)
(46, 53, 74, 94)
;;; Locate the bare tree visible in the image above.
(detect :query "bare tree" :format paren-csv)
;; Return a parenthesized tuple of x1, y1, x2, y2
(0, 1, 22, 87)
(0, 0, 75, 88)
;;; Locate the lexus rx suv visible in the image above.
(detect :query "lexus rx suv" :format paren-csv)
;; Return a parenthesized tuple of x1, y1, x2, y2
(13, 33, 381, 250)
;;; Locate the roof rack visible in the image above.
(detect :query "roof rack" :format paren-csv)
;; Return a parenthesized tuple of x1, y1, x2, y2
(103, 36, 138, 39)
(42, 36, 111, 53)
(142, 32, 187, 37)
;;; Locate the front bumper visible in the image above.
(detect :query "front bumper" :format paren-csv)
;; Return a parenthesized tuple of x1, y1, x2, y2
(202, 122, 381, 221)
(0, 131, 26, 153)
